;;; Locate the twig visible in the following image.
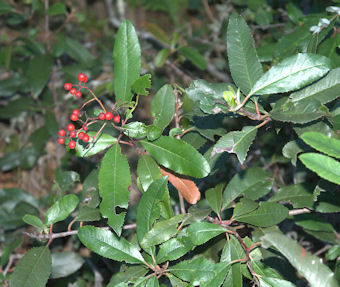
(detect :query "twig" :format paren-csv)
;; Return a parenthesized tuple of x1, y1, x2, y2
(288, 208, 311, 216)
(3, 254, 24, 276)
(313, 244, 331, 256)
(202, 0, 216, 22)
(85, 258, 103, 287)
(44, 0, 50, 51)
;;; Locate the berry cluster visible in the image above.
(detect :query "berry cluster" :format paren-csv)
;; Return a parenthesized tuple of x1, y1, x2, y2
(58, 73, 122, 150)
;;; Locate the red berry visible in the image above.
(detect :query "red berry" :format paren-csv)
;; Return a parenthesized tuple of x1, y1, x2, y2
(83, 75, 88, 83)
(58, 138, 65, 145)
(83, 134, 90, 142)
(78, 132, 85, 140)
(70, 88, 77, 95)
(69, 140, 76, 149)
(75, 91, 82, 98)
(82, 124, 88, 131)
(78, 73, 86, 82)
(67, 124, 75, 131)
(98, 113, 106, 120)
(105, 112, 113, 120)
(64, 83, 72, 91)
(113, 115, 121, 123)
(58, 129, 66, 137)
(70, 114, 78, 121)
(72, 109, 80, 115)
(70, 131, 77, 138)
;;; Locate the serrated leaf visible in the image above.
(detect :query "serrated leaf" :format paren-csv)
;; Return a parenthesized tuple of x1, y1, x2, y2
(114, 20, 141, 103)
(299, 153, 340, 184)
(10, 246, 51, 287)
(45, 194, 79, 226)
(289, 68, 340, 105)
(205, 184, 223, 214)
(99, 143, 131, 236)
(75, 206, 100, 222)
(222, 167, 272, 210)
(185, 79, 226, 102)
(131, 74, 151, 96)
(261, 228, 338, 287)
(201, 262, 231, 287)
(179, 46, 207, 70)
(169, 257, 216, 285)
(150, 84, 175, 132)
(212, 126, 257, 164)
(156, 233, 193, 264)
(141, 214, 186, 249)
(108, 265, 148, 286)
(187, 222, 227, 246)
(78, 226, 145, 264)
(136, 177, 168, 253)
(271, 98, 325, 124)
(260, 277, 296, 287)
(51, 252, 84, 279)
(23, 214, 45, 230)
(167, 273, 188, 287)
(160, 168, 200, 204)
(122, 121, 147, 139)
(268, 184, 314, 209)
(250, 53, 330, 96)
(27, 54, 53, 98)
(75, 132, 117, 157)
(227, 13, 263, 95)
(137, 155, 162, 192)
(233, 198, 258, 218)
(140, 136, 210, 178)
(294, 214, 335, 232)
(282, 139, 308, 166)
(301, 132, 340, 159)
(220, 236, 244, 287)
(234, 202, 288, 227)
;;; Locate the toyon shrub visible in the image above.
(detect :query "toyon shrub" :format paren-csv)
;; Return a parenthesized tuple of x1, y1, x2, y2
(4, 5, 340, 287)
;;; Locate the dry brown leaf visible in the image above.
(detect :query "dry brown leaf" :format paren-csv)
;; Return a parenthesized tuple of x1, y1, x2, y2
(160, 167, 201, 204)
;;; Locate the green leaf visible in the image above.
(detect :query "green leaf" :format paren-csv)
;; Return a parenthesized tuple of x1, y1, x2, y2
(220, 236, 244, 287)
(155, 48, 170, 67)
(226, 13, 263, 95)
(113, 19, 141, 103)
(137, 155, 162, 192)
(122, 121, 147, 139)
(144, 22, 170, 45)
(23, 214, 45, 230)
(146, 125, 162, 141)
(326, 245, 340, 261)
(145, 276, 159, 287)
(45, 194, 79, 226)
(185, 79, 226, 103)
(131, 74, 151, 96)
(178, 46, 207, 70)
(0, 2, 13, 15)
(136, 177, 168, 251)
(64, 37, 94, 67)
(141, 214, 187, 249)
(234, 202, 288, 227)
(250, 53, 331, 96)
(140, 136, 210, 178)
(271, 98, 325, 124)
(169, 257, 216, 285)
(156, 233, 193, 264)
(212, 126, 257, 164)
(289, 68, 340, 105)
(75, 206, 101, 222)
(201, 262, 231, 287)
(233, 198, 258, 218)
(51, 252, 84, 279)
(222, 167, 272, 210)
(286, 2, 303, 24)
(1, 238, 23, 267)
(301, 132, 340, 159)
(27, 54, 53, 98)
(167, 273, 188, 287)
(54, 170, 80, 194)
(205, 184, 223, 214)
(282, 140, 308, 166)
(10, 246, 51, 287)
(78, 226, 145, 264)
(261, 228, 338, 287)
(46, 3, 66, 15)
(150, 84, 175, 132)
(299, 153, 340, 185)
(259, 277, 296, 287)
(99, 143, 131, 236)
(75, 132, 117, 157)
(294, 214, 335, 232)
(187, 222, 227, 246)
(268, 184, 314, 209)
(108, 265, 148, 286)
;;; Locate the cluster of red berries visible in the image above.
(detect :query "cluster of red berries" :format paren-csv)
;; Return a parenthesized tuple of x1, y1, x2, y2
(64, 73, 88, 99)
(58, 73, 122, 150)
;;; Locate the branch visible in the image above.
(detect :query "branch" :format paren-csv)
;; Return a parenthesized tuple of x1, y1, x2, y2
(288, 208, 311, 216)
